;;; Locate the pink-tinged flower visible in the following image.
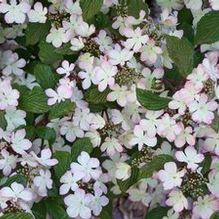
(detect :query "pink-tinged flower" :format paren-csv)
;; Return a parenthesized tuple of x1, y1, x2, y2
(64, 189, 92, 219)
(101, 137, 123, 157)
(46, 27, 68, 48)
(107, 84, 136, 107)
(140, 39, 162, 64)
(0, 182, 33, 202)
(60, 171, 80, 195)
(210, 0, 219, 10)
(158, 162, 186, 190)
(95, 30, 112, 52)
(0, 149, 17, 176)
(189, 94, 218, 124)
(33, 169, 53, 197)
(157, 114, 182, 142)
(73, 108, 91, 131)
(93, 61, 117, 92)
(56, 60, 75, 77)
(45, 85, 73, 105)
(208, 171, 219, 198)
(31, 148, 58, 167)
(123, 27, 149, 52)
(174, 125, 195, 148)
(11, 129, 32, 155)
(71, 152, 101, 182)
(0, 0, 30, 24)
(192, 195, 219, 219)
(204, 131, 219, 156)
(0, 78, 20, 110)
(175, 146, 204, 171)
(166, 190, 188, 212)
(108, 44, 134, 66)
(28, 2, 47, 23)
(130, 125, 157, 150)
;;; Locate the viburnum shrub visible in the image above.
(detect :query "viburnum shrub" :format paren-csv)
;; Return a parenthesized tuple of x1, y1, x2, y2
(1, 0, 219, 219)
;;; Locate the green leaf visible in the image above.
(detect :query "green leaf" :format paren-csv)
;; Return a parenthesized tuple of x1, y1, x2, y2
(210, 212, 219, 219)
(100, 200, 113, 219)
(38, 41, 63, 65)
(195, 11, 219, 45)
(85, 86, 110, 104)
(0, 213, 33, 219)
(34, 63, 58, 89)
(201, 154, 212, 175)
(145, 207, 169, 219)
(32, 202, 47, 219)
(136, 88, 171, 110)
(166, 36, 194, 77)
(4, 174, 27, 186)
(80, 0, 103, 21)
(25, 22, 50, 46)
(138, 155, 173, 180)
(36, 127, 56, 145)
(54, 151, 71, 180)
(127, 0, 148, 18)
(0, 111, 7, 130)
(49, 100, 75, 120)
(117, 167, 139, 193)
(19, 86, 49, 114)
(45, 200, 69, 219)
(71, 138, 93, 161)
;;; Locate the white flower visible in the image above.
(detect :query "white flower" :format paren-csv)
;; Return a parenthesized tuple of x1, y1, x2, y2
(184, 0, 202, 10)
(64, 189, 92, 219)
(71, 151, 101, 182)
(115, 162, 131, 181)
(123, 27, 149, 52)
(70, 37, 85, 51)
(85, 130, 101, 147)
(95, 30, 112, 52)
(11, 129, 32, 155)
(163, 209, 179, 219)
(60, 171, 80, 195)
(56, 60, 75, 77)
(32, 148, 58, 167)
(0, 182, 33, 202)
(129, 125, 157, 150)
(156, 0, 184, 10)
(158, 162, 186, 190)
(210, 0, 219, 10)
(166, 190, 188, 212)
(93, 61, 117, 92)
(5, 107, 26, 131)
(0, 149, 17, 176)
(0, 0, 30, 24)
(175, 146, 204, 171)
(108, 44, 134, 66)
(60, 120, 84, 142)
(33, 169, 53, 197)
(101, 137, 123, 156)
(78, 68, 96, 90)
(208, 171, 219, 198)
(140, 40, 162, 64)
(46, 27, 68, 48)
(28, 2, 47, 23)
(73, 108, 91, 131)
(107, 84, 136, 107)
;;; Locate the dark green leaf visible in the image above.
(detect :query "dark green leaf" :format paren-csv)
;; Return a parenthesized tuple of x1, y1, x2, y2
(138, 155, 174, 180)
(38, 41, 63, 65)
(45, 200, 69, 219)
(0, 111, 7, 130)
(34, 63, 58, 89)
(195, 11, 219, 45)
(0, 213, 33, 219)
(166, 36, 194, 77)
(71, 138, 93, 161)
(49, 100, 75, 120)
(201, 154, 212, 175)
(54, 151, 71, 180)
(210, 212, 219, 219)
(145, 207, 169, 219)
(4, 174, 27, 186)
(136, 88, 171, 110)
(32, 202, 47, 219)
(85, 86, 110, 104)
(80, 0, 103, 21)
(19, 86, 49, 114)
(127, 0, 148, 18)
(26, 22, 50, 46)
(36, 127, 56, 145)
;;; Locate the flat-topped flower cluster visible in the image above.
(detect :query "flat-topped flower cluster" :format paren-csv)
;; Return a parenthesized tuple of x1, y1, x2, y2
(1, 0, 219, 218)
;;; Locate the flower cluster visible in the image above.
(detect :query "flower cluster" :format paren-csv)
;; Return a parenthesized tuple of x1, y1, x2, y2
(1, 0, 219, 218)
